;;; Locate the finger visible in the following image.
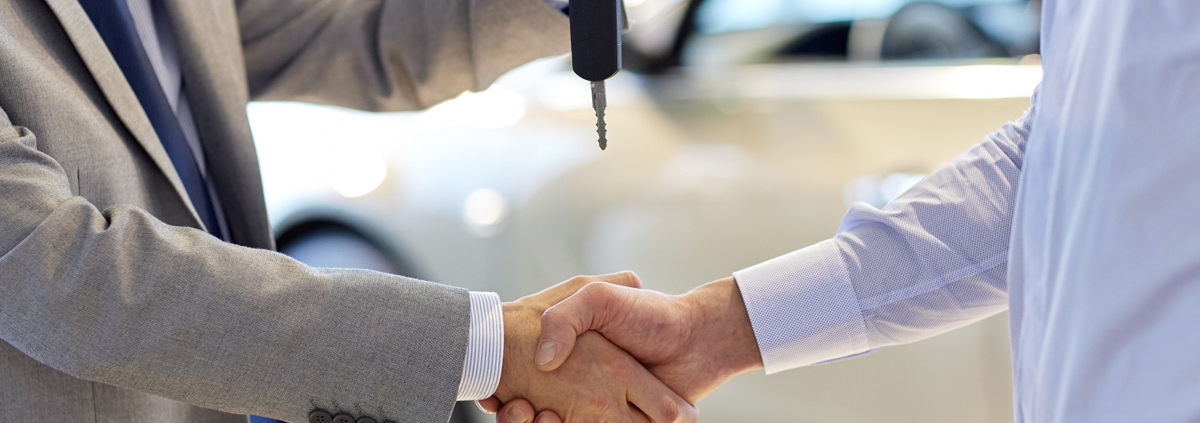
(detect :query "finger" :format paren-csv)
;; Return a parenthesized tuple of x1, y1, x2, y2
(536, 282, 631, 371)
(495, 399, 537, 423)
(601, 270, 642, 289)
(531, 410, 564, 423)
(540, 271, 642, 305)
(625, 403, 652, 423)
(624, 362, 699, 423)
(477, 396, 502, 414)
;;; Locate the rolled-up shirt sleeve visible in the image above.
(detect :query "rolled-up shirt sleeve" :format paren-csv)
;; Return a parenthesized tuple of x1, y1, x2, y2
(735, 100, 1036, 374)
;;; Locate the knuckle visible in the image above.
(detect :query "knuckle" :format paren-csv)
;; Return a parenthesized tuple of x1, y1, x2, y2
(581, 281, 615, 300)
(611, 358, 637, 379)
(589, 396, 618, 416)
(541, 305, 561, 320)
(617, 271, 641, 285)
(577, 284, 605, 308)
(540, 308, 572, 334)
(540, 310, 560, 329)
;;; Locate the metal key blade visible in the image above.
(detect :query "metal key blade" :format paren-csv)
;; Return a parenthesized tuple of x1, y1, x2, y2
(591, 80, 608, 150)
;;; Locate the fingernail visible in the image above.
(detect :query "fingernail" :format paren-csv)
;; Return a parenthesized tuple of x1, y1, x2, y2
(535, 416, 554, 423)
(535, 341, 557, 366)
(508, 405, 528, 423)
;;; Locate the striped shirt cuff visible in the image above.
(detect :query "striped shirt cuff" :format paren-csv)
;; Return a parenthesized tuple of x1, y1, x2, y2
(733, 239, 870, 374)
(456, 292, 504, 401)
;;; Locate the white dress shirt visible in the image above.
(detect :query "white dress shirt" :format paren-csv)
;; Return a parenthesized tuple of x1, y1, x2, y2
(735, 1, 1200, 421)
(125, 0, 503, 402)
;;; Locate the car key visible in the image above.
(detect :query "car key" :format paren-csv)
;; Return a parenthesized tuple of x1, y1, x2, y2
(570, 0, 622, 150)
(591, 80, 607, 149)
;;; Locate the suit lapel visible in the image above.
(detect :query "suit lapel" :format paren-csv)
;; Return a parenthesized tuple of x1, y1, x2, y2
(41, 0, 205, 229)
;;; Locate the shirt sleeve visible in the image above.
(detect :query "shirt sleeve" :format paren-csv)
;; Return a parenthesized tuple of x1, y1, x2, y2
(735, 100, 1037, 374)
(457, 291, 504, 401)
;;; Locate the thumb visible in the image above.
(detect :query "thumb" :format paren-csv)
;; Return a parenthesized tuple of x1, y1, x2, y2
(535, 282, 630, 371)
(493, 399, 538, 423)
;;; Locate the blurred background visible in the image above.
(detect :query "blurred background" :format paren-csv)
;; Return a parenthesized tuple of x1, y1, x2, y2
(248, 0, 1041, 421)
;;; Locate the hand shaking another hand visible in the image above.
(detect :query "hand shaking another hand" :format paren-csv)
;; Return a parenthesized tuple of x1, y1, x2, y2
(487, 275, 763, 423)
(492, 273, 701, 423)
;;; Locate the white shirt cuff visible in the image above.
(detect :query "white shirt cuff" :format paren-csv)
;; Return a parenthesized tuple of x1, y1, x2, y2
(733, 239, 871, 374)
(544, 0, 569, 11)
(456, 291, 504, 401)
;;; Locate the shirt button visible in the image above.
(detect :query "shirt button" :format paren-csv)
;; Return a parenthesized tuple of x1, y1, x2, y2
(308, 409, 332, 423)
(332, 413, 355, 423)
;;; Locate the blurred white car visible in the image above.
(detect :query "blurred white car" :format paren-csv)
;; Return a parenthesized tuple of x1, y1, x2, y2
(249, 0, 1041, 422)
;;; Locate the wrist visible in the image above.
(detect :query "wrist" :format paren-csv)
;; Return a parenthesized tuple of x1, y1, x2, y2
(683, 277, 764, 376)
(495, 302, 536, 401)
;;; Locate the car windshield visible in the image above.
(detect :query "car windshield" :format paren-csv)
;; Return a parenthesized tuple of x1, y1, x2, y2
(677, 0, 1038, 65)
(696, 0, 1026, 34)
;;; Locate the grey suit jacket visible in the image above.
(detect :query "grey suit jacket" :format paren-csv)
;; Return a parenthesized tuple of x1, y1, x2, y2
(0, 0, 568, 422)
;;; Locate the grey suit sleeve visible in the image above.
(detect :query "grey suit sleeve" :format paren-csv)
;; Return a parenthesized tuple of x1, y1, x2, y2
(0, 111, 468, 423)
(237, 0, 570, 111)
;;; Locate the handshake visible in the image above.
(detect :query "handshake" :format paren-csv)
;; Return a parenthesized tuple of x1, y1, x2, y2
(482, 272, 765, 423)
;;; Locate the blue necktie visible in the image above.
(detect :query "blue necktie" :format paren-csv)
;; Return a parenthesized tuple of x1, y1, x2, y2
(80, 0, 222, 237)
(79, 6, 282, 422)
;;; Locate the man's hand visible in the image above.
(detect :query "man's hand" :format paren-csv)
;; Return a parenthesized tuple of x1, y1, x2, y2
(482, 277, 764, 423)
(493, 273, 699, 423)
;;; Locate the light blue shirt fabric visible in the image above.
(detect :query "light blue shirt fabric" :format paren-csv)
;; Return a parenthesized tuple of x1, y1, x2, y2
(735, 1, 1200, 421)
(124, 0, 504, 402)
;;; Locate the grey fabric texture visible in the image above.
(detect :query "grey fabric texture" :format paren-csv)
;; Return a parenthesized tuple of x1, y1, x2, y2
(0, 0, 569, 422)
